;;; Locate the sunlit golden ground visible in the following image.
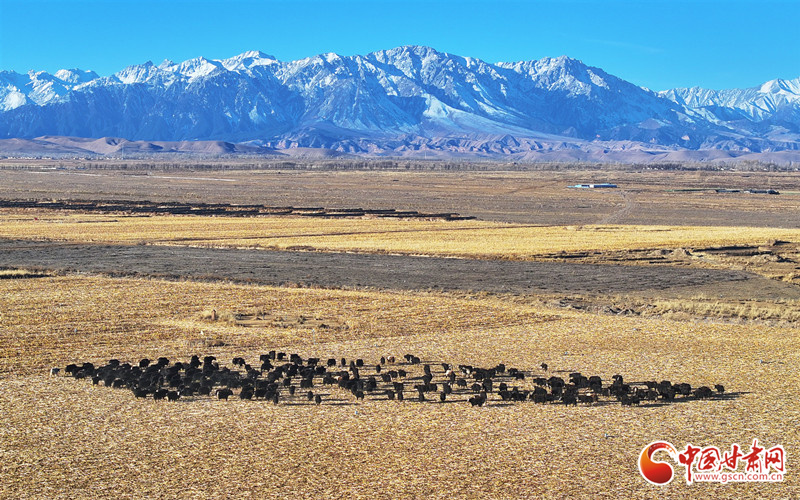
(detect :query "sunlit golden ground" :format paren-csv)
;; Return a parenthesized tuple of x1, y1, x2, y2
(1, 276, 797, 498)
(3, 209, 800, 259)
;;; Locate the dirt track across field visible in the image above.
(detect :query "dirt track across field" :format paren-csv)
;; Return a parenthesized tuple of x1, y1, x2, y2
(3, 238, 797, 298)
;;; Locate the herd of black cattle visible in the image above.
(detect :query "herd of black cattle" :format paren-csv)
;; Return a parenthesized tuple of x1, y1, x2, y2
(56, 351, 726, 407)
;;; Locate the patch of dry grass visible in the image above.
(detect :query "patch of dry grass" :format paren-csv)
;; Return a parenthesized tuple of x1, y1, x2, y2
(645, 296, 800, 323)
(554, 293, 800, 324)
(2, 209, 800, 259)
(0, 275, 554, 376)
(0, 275, 798, 498)
(0, 268, 52, 279)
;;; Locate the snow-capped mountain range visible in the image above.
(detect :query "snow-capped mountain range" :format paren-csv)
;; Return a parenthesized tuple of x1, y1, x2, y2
(1, 46, 799, 158)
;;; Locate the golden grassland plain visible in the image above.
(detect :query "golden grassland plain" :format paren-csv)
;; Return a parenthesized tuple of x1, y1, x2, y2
(3, 209, 800, 259)
(1, 275, 798, 498)
(3, 167, 800, 227)
(2, 170, 799, 499)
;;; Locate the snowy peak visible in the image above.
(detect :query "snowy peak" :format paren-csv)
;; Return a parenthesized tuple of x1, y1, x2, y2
(499, 56, 625, 95)
(221, 50, 277, 71)
(370, 45, 448, 63)
(114, 61, 163, 84)
(115, 51, 280, 83)
(660, 75, 800, 125)
(172, 56, 223, 79)
(367, 45, 466, 80)
(759, 77, 800, 95)
(53, 68, 99, 84)
(1, 46, 800, 154)
(114, 57, 224, 85)
(0, 68, 101, 111)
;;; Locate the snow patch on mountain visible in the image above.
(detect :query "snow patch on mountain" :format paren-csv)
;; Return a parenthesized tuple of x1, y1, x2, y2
(1, 46, 799, 156)
(53, 69, 99, 84)
(660, 76, 800, 122)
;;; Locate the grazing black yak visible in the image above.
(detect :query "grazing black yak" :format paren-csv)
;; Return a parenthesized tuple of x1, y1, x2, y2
(62, 354, 728, 415)
(694, 386, 714, 399)
(468, 392, 487, 407)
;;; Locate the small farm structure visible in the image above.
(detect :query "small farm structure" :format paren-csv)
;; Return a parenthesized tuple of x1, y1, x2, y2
(567, 183, 618, 189)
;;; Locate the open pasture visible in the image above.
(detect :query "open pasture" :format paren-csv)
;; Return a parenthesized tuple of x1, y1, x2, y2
(2, 164, 800, 498)
(1, 275, 798, 498)
(4, 209, 800, 261)
(5, 207, 800, 323)
(3, 165, 800, 227)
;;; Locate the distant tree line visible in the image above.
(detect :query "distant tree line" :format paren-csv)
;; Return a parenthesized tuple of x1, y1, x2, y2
(0, 158, 798, 172)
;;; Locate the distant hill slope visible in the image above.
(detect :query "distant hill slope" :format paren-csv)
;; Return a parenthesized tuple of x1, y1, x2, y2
(1, 46, 799, 159)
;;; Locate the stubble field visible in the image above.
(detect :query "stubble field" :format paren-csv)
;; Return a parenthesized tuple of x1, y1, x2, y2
(1, 275, 797, 498)
(5, 210, 800, 258)
(1, 164, 799, 498)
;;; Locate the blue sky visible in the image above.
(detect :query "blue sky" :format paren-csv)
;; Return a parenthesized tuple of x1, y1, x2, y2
(0, 0, 797, 90)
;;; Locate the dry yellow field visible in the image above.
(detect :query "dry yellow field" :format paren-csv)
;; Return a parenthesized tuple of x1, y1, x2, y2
(2, 209, 800, 259)
(1, 275, 797, 498)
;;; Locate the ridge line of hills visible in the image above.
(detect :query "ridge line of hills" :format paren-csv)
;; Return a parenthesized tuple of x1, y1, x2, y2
(2, 46, 799, 162)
